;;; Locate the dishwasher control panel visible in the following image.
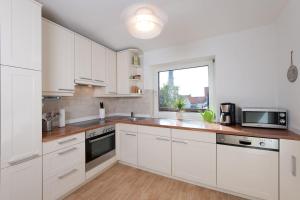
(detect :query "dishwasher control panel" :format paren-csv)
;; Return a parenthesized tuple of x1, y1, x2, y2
(217, 134, 279, 151)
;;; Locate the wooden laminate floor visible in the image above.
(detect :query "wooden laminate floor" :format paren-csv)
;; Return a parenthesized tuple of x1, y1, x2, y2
(65, 164, 245, 200)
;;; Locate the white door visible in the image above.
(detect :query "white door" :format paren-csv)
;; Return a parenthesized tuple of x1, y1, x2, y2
(119, 131, 138, 166)
(138, 133, 171, 175)
(42, 19, 75, 95)
(92, 42, 106, 85)
(280, 140, 300, 200)
(1, 66, 42, 169)
(105, 49, 117, 94)
(0, 156, 42, 200)
(0, 0, 41, 70)
(172, 139, 216, 187)
(75, 34, 92, 82)
(217, 144, 278, 200)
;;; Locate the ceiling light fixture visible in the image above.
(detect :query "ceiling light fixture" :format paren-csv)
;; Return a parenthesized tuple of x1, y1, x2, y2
(123, 5, 167, 39)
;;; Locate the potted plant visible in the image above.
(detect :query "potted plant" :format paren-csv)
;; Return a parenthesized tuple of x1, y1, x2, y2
(174, 97, 185, 120)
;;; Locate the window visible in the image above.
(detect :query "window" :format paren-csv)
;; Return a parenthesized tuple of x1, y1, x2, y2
(158, 66, 209, 112)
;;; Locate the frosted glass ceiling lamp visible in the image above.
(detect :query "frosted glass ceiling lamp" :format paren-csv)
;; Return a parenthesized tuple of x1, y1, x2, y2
(124, 6, 167, 39)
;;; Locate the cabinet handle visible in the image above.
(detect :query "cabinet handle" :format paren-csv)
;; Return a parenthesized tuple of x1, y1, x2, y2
(58, 138, 77, 145)
(156, 137, 170, 142)
(172, 140, 188, 144)
(8, 154, 39, 166)
(58, 147, 77, 156)
(58, 169, 78, 180)
(79, 77, 92, 80)
(125, 133, 137, 137)
(94, 79, 104, 82)
(58, 88, 75, 92)
(292, 155, 297, 177)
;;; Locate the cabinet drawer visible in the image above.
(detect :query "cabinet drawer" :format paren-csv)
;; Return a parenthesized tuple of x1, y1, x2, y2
(117, 123, 138, 133)
(43, 162, 85, 200)
(172, 129, 216, 143)
(43, 132, 85, 154)
(43, 142, 85, 179)
(138, 125, 171, 137)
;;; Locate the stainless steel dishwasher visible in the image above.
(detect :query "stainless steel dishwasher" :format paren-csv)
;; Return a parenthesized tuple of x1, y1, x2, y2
(217, 134, 279, 200)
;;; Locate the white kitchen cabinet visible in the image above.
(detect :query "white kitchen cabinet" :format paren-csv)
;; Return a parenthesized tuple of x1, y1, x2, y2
(217, 144, 278, 200)
(0, 0, 41, 70)
(1, 66, 42, 169)
(42, 19, 75, 96)
(280, 140, 300, 200)
(105, 48, 117, 94)
(43, 134, 85, 200)
(0, 156, 42, 200)
(119, 130, 138, 166)
(92, 42, 106, 86)
(75, 34, 92, 84)
(172, 129, 216, 187)
(138, 126, 171, 175)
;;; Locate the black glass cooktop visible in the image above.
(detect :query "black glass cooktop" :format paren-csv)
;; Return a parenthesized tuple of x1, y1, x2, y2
(70, 119, 108, 128)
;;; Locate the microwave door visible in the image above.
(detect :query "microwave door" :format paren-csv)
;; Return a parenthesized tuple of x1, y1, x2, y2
(243, 111, 279, 128)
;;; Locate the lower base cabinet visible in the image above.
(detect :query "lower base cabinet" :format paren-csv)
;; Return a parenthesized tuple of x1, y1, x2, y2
(0, 157, 42, 200)
(43, 163, 85, 200)
(138, 133, 171, 175)
(280, 140, 300, 200)
(42, 133, 85, 200)
(119, 130, 138, 166)
(172, 139, 216, 187)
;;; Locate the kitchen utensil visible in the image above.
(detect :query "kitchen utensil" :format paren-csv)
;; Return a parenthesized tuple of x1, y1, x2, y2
(287, 50, 298, 82)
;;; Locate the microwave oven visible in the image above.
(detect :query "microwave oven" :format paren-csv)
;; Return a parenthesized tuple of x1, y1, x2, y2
(241, 108, 288, 129)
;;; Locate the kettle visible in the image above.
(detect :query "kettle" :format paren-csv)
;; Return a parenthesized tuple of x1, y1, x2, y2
(201, 109, 215, 123)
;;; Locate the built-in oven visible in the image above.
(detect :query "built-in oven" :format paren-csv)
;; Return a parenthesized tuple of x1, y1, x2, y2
(85, 125, 115, 171)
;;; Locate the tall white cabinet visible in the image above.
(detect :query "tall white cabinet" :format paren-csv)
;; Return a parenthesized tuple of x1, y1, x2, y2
(0, 0, 41, 70)
(0, 0, 42, 200)
(280, 140, 300, 200)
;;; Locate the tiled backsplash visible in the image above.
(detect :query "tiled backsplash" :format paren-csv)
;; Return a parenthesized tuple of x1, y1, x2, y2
(43, 86, 154, 122)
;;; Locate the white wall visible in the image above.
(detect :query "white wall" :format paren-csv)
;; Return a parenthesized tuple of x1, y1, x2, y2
(143, 24, 280, 121)
(276, 0, 300, 131)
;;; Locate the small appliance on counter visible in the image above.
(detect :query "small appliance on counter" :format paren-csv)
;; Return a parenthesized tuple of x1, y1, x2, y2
(241, 108, 288, 129)
(99, 102, 105, 119)
(220, 103, 236, 125)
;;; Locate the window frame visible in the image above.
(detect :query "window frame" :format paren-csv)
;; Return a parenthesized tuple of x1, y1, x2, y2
(153, 57, 215, 120)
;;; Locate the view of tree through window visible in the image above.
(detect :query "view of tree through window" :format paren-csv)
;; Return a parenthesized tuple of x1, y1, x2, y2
(159, 66, 209, 112)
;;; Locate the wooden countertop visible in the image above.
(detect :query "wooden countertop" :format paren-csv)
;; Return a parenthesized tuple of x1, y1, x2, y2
(42, 117, 300, 142)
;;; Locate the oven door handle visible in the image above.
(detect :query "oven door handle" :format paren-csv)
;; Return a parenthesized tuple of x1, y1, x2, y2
(88, 133, 115, 143)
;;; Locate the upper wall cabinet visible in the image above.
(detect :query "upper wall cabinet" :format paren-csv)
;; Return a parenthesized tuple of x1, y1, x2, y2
(0, 0, 41, 70)
(75, 34, 92, 84)
(117, 49, 143, 96)
(105, 48, 117, 94)
(42, 19, 75, 96)
(91, 42, 106, 86)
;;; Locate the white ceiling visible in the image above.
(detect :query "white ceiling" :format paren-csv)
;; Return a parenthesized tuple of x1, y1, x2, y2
(37, 0, 288, 51)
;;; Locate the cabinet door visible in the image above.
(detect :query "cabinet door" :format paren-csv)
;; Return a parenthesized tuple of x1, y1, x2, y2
(92, 42, 106, 85)
(0, 156, 42, 200)
(119, 131, 138, 166)
(1, 66, 42, 169)
(75, 34, 92, 81)
(172, 139, 216, 187)
(105, 49, 117, 94)
(0, 0, 41, 70)
(116, 51, 130, 94)
(42, 19, 75, 95)
(280, 140, 300, 200)
(138, 133, 171, 175)
(217, 145, 278, 200)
